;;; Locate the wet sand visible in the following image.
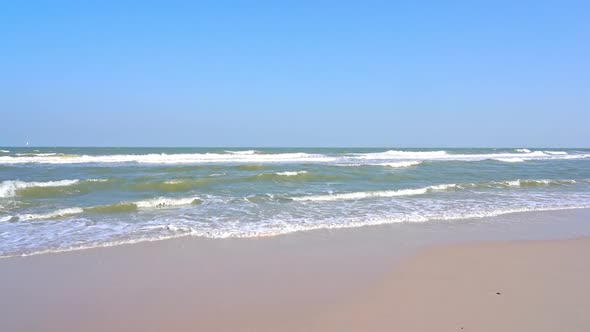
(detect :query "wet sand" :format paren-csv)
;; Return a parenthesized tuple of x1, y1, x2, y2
(1, 210, 589, 331)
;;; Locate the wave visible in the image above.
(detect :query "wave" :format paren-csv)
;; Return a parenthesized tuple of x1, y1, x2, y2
(0, 150, 9, 153)
(292, 184, 458, 202)
(0, 152, 334, 165)
(85, 202, 139, 214)
(336, 161, 423, 168)
(244, 194, 283, 203)
(502, 179, 577, 187)
(291, 179, 581, 202)
(493, 158, 525, 163)
(16, 153, 61, 157)
(134, 196, 202, 208)
(126, 178, 219, 192)
(86, 196, 202, 214)
(5, 205, 589, 258)
(233, 164, 271, 171)
(354, 150, 448, 160)
(253, 171, 343, 183)
(189, 206, 590, 239)
(274, 171, 308, 176)
(9, 196, 203, 221)
(0, 179, 112, 198)
(0, 179, 81, 198)
(128, 172, 329, 192)
(224, 150, 260, 155)
(350, 150, 586, 163)
(16, 208, 85, 221)
(3, 172, 336, 198)
(373, 161, 422, 168)
(0, 149, 587, 165)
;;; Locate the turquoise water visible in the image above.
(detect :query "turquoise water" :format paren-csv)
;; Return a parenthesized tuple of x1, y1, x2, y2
(1, 147, 589, 256)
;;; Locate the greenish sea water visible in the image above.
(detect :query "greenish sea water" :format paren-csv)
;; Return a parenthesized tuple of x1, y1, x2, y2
(1, 147, 589, 256)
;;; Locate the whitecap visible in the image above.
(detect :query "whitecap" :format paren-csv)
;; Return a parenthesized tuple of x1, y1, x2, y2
(292, 184, 457, 202)
(275, 171, 308, 176)
(0, 179, 81, 198)
(493, 158, 525, 163)
(134, 196, 202, 208)
(373, 161, 422, 168)
(17, 208, 85, 221)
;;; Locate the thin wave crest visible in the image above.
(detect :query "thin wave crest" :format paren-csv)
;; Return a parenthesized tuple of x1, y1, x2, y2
(291, 179, 582, 202)
(0, 179, 81, 198)
(292, 184, 458, 202)
(0, 152, 333, 164)
(6, 196, 203, 221)
(0, 179, 112, 198)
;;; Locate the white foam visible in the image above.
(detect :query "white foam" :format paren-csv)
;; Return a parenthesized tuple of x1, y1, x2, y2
(354, 150, 448, 160)
(0, 149, 586, 165)
(224, 150, 259, 155)
(163, 180, 183, 184)
(501, 179, 576, 187)
(17, 208, 84, 221)
(275, 171, 308, 176)
(292, 184, 457, 202)
(505, 180, 521, 186)
(543, 151, 568, 155)
(428, 183, 459, 190)
(494, 158, 525, 163)
(0, 179, 81, 197)
(0, 152, 334, 164)
(291, 178, 581, 202)
(374, 161, 422, 168)
(134, 196, 201, 208)
(16, 153, 58, 157)
(4, 205, 589, 258)
(350, 150, 586, 163)
(11, 195, 203, 221)
(0, 150, 9, 153)
(515, 149, 531, 153)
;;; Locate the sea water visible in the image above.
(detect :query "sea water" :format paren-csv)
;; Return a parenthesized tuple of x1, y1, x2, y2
(1, 147, 589, 256)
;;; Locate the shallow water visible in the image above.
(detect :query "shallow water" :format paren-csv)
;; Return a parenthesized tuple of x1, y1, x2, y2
(1, 147, 589, 256)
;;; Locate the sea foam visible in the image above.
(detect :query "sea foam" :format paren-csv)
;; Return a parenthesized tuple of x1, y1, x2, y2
(0, 179, 81, 198)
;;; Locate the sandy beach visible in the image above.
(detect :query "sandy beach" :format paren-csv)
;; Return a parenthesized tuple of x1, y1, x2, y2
(311, 237, 590, 332)
(1, 210, 590, 332)
(4, 0, 589, 330)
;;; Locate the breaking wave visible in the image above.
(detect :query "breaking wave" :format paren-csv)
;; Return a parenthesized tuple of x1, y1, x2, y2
(0, 152, 334, 164)
(291, 179, 582, 202)
(1, 179, 81, 198)
(0, 149, 586, 165)
(9, 196, 203, 221)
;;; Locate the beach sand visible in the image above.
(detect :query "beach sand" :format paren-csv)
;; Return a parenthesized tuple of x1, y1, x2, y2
(1, 211, 589, 331)
(310, 237, 590, 332)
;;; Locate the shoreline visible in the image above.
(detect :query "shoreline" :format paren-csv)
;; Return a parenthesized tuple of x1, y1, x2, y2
(3, 206, 590, 259)
(1, 209, 590, 331)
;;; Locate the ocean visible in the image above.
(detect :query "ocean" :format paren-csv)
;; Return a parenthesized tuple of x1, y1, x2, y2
(1, 147, 589, 257)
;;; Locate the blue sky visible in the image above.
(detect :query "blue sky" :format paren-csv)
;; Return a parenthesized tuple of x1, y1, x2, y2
(1, 1, 589, 147)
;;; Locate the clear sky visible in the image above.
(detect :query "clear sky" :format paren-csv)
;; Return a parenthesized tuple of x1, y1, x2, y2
(1, 1, 589, 147)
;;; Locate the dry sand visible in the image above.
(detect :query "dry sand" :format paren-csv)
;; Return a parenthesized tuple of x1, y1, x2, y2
(1, 213, 589, 331)
(310, 237, 590, 332)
